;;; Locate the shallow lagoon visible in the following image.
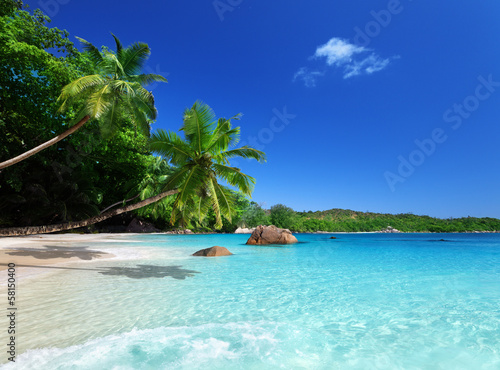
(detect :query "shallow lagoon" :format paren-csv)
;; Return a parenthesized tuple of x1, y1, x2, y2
(3, 233, 500, 369)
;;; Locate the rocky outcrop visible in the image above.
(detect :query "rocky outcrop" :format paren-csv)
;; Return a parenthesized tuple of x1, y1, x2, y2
(164, 229, 193, 234)
(126, 218, 161, 233)
(235, 227, 256, 234)
(192, 246, 233, 257)
(329, 236, 337, 239)
(379, 226, 401, 233)
(246, 225, 298, 245)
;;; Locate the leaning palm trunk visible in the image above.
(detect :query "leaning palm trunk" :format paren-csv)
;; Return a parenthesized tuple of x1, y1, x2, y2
(0, 189, 180, 236)
(99, 193, 141, 214)
(0, 115, 90, 170)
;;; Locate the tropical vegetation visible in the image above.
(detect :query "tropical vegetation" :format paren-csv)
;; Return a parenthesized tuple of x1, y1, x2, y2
(236, 204, 500, 233)
(0, 2, 265, 235)
(149, 101, 266, 229)
(0, 1, 498, 235)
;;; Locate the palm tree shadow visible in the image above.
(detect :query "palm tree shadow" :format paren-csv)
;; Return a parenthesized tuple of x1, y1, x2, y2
(97, 264, 200, 280)
(0, 263, 200, 280)
(5, 245, 106, 260)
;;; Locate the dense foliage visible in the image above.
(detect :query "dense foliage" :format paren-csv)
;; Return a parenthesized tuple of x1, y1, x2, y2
(0, 4, 164, 228)
(238, 205, 500, 233)
(0, 3, 265, 233)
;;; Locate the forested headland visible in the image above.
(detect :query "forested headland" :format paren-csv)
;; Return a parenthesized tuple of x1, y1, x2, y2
(245, 204, 500, 233)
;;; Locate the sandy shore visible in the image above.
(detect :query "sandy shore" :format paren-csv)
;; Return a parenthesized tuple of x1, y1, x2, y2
(0, 233, 127, 271)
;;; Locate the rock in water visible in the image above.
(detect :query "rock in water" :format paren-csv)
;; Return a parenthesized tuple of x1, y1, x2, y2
(246, 225, 298, 245)
(192, 246, 233, 257)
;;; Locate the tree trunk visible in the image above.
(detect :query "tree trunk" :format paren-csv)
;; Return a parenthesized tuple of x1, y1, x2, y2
(0, 189, 180, 236)
(0, 115, 90, 170)
(99, 193, 141, 214)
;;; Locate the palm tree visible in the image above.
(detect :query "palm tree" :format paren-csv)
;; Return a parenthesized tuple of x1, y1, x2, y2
(0, 102, 265, 236)
(149, 101, 266, 229)
(0, 34, 167, 170)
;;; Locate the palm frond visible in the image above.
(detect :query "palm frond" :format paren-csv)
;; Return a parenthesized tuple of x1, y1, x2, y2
(216, 146, 267, 163)
(101, 51, 126, 77)
(76, 36, 103, 66)
(212, 163, 256, 196)
(175, 164, 208, 207)
(57, 75, 106, 112)
(111, 33, 123, 59)
(212, 180, 235, 226)
(196, 196, 213, 224)
(149, 130, 193, 165)
(207, 178, 222, 229)
(117, 94, 151, 137)
(161, 166, 191, 192)
(132, 86, 157, 120)
(206, 119, 241, 154)
(182, 101, 216, 153)
(86, 84, 112, 119)
(109, 80, 136, 96)
(98, 96, 120, 137)
(120, 42, 151, 76)
(133, 73, 168, 86)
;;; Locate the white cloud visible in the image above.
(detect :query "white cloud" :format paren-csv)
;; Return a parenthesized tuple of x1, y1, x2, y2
(294, 37, 396, 85)
(343, 53, 391, 79)
(314, 38, 367, 66)
(293, 67, 324, 88)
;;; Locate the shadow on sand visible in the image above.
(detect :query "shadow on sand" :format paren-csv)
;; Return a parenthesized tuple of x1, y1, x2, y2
(2, 245, 201, 279)
(97, 265, 200, 280)
(0, 263, 200, 280)
(4, 245, 106, 260)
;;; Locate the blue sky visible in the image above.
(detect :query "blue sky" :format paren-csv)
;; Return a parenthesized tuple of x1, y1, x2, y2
(27, 0, 500, 218)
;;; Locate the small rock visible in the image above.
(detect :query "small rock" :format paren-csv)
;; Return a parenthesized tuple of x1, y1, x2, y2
(192, 246, 233, 257)
(329, 236, 337, 239)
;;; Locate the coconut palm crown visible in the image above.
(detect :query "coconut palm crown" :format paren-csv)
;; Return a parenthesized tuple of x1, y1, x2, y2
(149, 101, 266, 229)
(57, 34, 167, 136)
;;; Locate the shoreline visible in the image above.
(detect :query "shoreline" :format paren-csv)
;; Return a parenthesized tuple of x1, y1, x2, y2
(1, 230, 498, 273)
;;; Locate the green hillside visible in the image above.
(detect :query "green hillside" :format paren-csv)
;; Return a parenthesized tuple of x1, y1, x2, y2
(239, 204, 500, 233)
(293, 208, 500, 232)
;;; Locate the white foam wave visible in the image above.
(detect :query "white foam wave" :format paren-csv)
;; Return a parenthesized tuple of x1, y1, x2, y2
(1, 322, 309, 370)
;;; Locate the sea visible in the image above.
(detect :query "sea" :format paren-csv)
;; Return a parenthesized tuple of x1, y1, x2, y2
(2, 233, 500, 369)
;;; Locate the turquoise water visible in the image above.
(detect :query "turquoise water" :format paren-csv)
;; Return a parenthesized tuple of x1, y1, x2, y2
(3, 233, 500, 369)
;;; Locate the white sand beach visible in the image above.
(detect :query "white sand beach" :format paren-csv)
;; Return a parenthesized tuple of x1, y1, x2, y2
(0, 234, 131, 272)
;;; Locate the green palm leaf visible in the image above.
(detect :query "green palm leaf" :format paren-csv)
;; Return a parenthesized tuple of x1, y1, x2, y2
(212, 163, 256, 196)
(182, 101, 216, 153)
(111, 33, 123, 59)
(57, 74, 106, 113)
(150, 130, 194, 165)
(175, 164, 208, 207)
(86, 85, 112, 119)
(216, 147, 266, 163)
(133, 74, 168, 86)
(212, 180, 235, 225)
(207, 119, 241, 154)
(75, 36, 103, 66)
(120, 42, 150, 76)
